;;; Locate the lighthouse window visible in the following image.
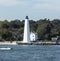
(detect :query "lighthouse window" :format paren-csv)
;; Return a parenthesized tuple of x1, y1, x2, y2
(33, 35, 34, 37)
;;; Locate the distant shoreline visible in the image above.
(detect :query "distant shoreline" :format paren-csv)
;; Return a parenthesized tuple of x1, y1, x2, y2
(0, 41, 59, 45)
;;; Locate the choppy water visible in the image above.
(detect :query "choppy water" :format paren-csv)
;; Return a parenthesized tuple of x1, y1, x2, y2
(0, 45, 60, 61)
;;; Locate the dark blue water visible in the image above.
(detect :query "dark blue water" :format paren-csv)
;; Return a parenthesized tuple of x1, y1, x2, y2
(0, 45, 60, 61)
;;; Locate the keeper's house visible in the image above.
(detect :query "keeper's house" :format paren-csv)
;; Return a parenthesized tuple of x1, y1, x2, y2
(30, 32, 38, 41)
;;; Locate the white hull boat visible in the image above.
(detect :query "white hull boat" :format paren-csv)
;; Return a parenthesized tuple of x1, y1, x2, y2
(0, 47, 12, 50)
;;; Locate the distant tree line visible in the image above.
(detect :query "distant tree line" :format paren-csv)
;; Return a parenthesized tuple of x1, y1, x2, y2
(0, 18, 60, 41)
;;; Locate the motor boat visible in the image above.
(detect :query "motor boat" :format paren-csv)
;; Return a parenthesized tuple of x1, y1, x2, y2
(0, 47, 12, 50)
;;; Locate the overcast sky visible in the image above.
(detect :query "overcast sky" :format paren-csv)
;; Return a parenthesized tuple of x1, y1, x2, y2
(0, 0, 60, 21)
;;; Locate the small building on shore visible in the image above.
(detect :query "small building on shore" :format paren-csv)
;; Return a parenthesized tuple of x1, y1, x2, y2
(51, 36, 60, 41)
(30, 32, 38, 41)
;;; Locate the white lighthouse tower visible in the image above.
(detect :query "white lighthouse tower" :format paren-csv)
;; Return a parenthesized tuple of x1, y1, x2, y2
(23, 16, 30, 43)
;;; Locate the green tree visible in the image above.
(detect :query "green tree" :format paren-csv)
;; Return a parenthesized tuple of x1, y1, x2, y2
(29, 20, 37, 32)
(2, 31, 12, 41)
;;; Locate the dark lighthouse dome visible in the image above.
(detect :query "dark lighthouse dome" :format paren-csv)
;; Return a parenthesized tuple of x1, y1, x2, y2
(26, 16, 29, 19)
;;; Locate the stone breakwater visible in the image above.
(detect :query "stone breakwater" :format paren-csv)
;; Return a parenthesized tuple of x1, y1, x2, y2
(0, 41, 17, 45)
(17, 41, 60, 45)
(0, 41, 60, 45)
